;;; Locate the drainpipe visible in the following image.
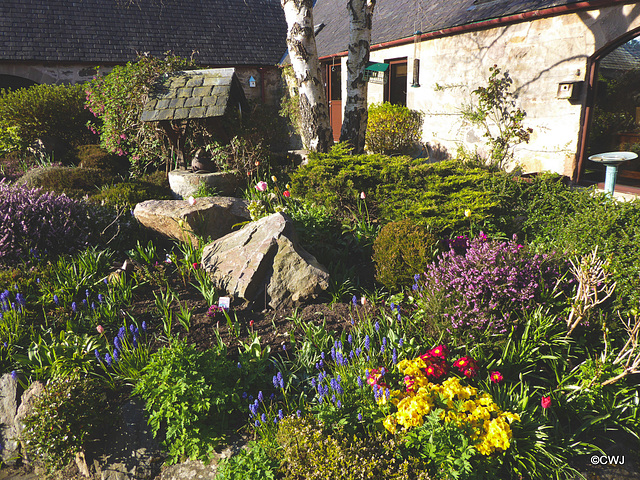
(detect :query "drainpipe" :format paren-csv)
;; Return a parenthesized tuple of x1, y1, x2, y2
(319, 0, 636, 61)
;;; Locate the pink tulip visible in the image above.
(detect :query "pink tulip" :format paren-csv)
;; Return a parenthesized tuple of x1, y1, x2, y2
(96, 325, 105, 335)
(255, 181, 268, 192)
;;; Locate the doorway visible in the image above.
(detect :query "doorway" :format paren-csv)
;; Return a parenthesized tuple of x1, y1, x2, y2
(384, 58, 408, 106)
(325, 63, 342, 142)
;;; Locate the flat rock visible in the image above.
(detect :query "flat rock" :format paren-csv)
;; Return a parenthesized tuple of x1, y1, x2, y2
(201, 212, 329, 308)
(133, 197, 250, 247)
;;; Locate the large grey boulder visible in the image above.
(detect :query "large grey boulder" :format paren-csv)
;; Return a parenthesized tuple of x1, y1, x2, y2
(201, 212, 329, 308)
(0, 372, 23, 464)
(133, 197, 250, 247)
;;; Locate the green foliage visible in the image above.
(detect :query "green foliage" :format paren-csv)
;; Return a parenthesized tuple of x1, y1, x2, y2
(133, 340, 266, 464)
(489, 381, 584, 480)
(366, 102, 423, 155)
(0, 83, 94, 154)
(91, 177, 173, 208)
(22, 373, 109, 472)
(85, 54, 197, 175)
(487, 173, 640, 315)
(19, 329, 101, 381)
(18, 165, 112, 198)
(462, 66, 532, 169)
(373, 219, 439, 291)
(276, 417, 430, 480)
(39, 247, 114, 308)
(74, 144, 130, 172)
(216, 441, 281, 480)
(290, 144, 499, 234)
(402, 409, 478, 479)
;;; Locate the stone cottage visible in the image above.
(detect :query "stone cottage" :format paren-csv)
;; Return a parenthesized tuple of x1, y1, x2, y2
(312, 0, 640, 184)
(0, 0, 287, 104)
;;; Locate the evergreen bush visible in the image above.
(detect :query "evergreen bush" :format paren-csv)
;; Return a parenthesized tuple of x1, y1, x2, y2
(91, 178, 173, 208)
(75, 144, 130, 172)
(372, 219, 439, 291)
(276, 417, 429, 480)
(18, 165, 112, 198)
(0, 83, 94, 154)
(290, 144, 499, 234)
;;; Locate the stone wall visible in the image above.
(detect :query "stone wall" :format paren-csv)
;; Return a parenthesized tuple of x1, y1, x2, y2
(339, 4, 640, 177)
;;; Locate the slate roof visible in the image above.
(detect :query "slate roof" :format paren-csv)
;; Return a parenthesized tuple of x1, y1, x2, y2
(0, 0, 287, 66)
(313, 0, 591, 57)
(140, 68, 247, 122)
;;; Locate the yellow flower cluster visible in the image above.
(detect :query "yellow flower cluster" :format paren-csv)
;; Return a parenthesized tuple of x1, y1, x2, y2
(383, 358, 520, 456)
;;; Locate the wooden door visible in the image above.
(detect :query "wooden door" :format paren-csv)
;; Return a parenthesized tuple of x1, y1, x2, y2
(326, 63, 342, 142)
(384, 58, 408, 106)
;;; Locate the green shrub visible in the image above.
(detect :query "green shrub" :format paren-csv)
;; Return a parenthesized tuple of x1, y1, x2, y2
(365, 102, 423, 155)
(216, 441, 281, 480)
(91, 177, 173, 208)
(133, 340, 269, 464)
(0, 83, 94, 154)
(74, 144, 130, 172)
(276, 417, 430, 480)
(22, 373, 109, 472)
(290, 144, 499, 234)
(373, 219, 439, 291)
(485, 173, 640, 315)
(17, 166, 112, 198)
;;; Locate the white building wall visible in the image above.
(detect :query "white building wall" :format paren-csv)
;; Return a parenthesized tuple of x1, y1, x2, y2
(357, 4, 640, 177)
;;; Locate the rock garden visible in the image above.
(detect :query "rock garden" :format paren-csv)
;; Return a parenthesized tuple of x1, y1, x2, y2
(0, 55, 638, 480)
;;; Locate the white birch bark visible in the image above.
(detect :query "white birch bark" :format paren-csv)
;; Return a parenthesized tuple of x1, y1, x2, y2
(281, 0, 334, 152)
(339, 0, 375, 153)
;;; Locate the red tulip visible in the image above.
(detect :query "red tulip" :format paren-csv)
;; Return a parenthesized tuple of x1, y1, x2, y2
(541, 396, 552, 409)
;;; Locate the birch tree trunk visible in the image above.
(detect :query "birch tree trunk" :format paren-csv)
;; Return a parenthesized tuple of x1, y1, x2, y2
(339, 0, 375, 153)
(281, 0, 334, 152)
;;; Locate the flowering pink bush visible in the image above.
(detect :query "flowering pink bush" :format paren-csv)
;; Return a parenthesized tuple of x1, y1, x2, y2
(416, 234, 561, 338)
(0, 181, 91, 265)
